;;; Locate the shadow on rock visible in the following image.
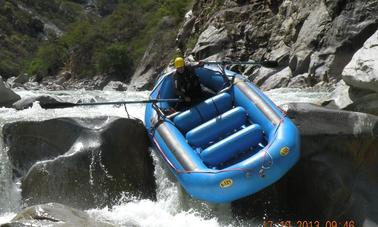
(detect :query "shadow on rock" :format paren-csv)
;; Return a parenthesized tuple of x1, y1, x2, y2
(232, 103, 378, 226)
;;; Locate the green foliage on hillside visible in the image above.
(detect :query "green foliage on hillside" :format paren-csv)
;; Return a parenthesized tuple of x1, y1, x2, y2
(0, 0, 44, 77)
(0, 0, 192, 80)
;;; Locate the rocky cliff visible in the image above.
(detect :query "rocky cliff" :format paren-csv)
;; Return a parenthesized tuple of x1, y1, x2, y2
(175, 0, 378, 90)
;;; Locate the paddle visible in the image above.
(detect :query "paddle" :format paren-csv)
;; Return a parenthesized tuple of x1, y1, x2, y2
(203, 60, 279, 68)
(40, 98, 182, 109)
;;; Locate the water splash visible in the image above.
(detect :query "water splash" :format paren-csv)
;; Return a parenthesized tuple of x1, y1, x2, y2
(0, 87, 331, 225)
(0, 212, 16, 225)
(0, 124, 21, 215)
(87, 151, 236, 227)
(265, 87, 331, 106)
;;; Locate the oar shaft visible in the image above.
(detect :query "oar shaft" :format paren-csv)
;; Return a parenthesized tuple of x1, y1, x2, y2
(77, 99, 180, 106)
(41, 98, 181, 109)
(204, 61, 257, 65)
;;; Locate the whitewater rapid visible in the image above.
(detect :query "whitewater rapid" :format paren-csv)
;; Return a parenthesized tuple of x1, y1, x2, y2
(0, 88, 330, 226)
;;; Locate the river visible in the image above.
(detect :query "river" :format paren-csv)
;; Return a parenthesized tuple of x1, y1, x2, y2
(0, 87, 330, 226)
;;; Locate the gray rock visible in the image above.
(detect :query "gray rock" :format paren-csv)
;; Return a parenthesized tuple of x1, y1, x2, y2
(103, 81, 128, 91)
(326, 79, 378, 116)
(12, 95, 64, 110)
(344, 93, 378, 116)
(287, 73, 311, 88)
(269, 41, 291, 66)
(22, 82, 41, 91)
(326, 80, 354, 109)
(3, 118, 85, 176)
(14, 74, 30, 85)
(0, 77, 21, 107)
(289, 1, 329, 74)
(233, 103, 378, 224)
(250, 66, 281, 86)
(284, 103, 378, 223)
(260, 66, 292, 90)
(192, 24, 229, 60)
(342, 29, 378, 93)
(1, 203, 114, 227)
(3, 117, 156, 209)
(5, 77, 22, 88)
(282, 102, 378, 136)
(180, 0, 378, 86)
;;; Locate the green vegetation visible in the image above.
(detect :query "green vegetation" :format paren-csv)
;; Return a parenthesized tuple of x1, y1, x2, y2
(0, 0, 192, 81)
(96, 44, 133, 79)
(27, 42, 68, 77)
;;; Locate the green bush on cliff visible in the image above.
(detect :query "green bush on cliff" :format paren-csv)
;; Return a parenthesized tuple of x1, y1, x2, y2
(96, 44, 133, 80)
(27, 42, 68, 77)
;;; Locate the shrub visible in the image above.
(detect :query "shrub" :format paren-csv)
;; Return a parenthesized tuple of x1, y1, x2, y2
(27, 42, 68, 77)
(96, 43, 133, 81)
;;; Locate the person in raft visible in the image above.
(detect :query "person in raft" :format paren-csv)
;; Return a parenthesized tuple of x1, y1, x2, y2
(172, 57, 214, 110)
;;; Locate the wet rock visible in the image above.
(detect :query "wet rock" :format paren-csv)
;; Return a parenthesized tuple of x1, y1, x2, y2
(325, 80, 353, 109)
(58, 71, 72, 83)
(103, 81, 128, 91)
(0, 77, 21, 108)
(344, 93, 378, 116)
(4, 77, 17, 88)
(233, 103, 378, 225)
(12, 95, 64, 110)
(284, 103, 378, 223)
(287, 73, 311, 88)
(2, 117, 156, 209)
(22, 82, 41, 91)
(3, 118, 84, 176)
(0, 203, 114, 227)
(260, 66, 292, 90)
(14, 73, 30, 85)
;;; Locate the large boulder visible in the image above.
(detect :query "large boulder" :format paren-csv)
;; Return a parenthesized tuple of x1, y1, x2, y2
(3, 117, 156, 209)
(342, 29, 378, 93)
(282, 103, 378, 224)
(260, 66, 292, 90)
(0, 203, 114, 227)
(326, 29, 378, 115)
(233, 103, 378, 225)
(0, 77, 21, 107)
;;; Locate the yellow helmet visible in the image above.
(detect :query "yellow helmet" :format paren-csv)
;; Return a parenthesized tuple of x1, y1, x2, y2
(174, 57, 185, 69)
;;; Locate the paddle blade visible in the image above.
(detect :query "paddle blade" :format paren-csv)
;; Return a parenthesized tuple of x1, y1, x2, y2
(40, 102, 77, 109)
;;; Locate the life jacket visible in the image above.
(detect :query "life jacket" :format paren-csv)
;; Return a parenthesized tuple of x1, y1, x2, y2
(173, 66, 202, 99)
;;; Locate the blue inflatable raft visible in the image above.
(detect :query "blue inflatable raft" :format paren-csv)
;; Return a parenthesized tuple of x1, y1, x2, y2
(145, 65, 300, 203)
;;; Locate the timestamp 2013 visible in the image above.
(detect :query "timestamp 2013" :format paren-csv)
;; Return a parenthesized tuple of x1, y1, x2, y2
(263, 220, 355, 227)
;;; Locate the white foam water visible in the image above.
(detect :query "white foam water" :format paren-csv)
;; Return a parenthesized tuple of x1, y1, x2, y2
(0, 87, 331, 226)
